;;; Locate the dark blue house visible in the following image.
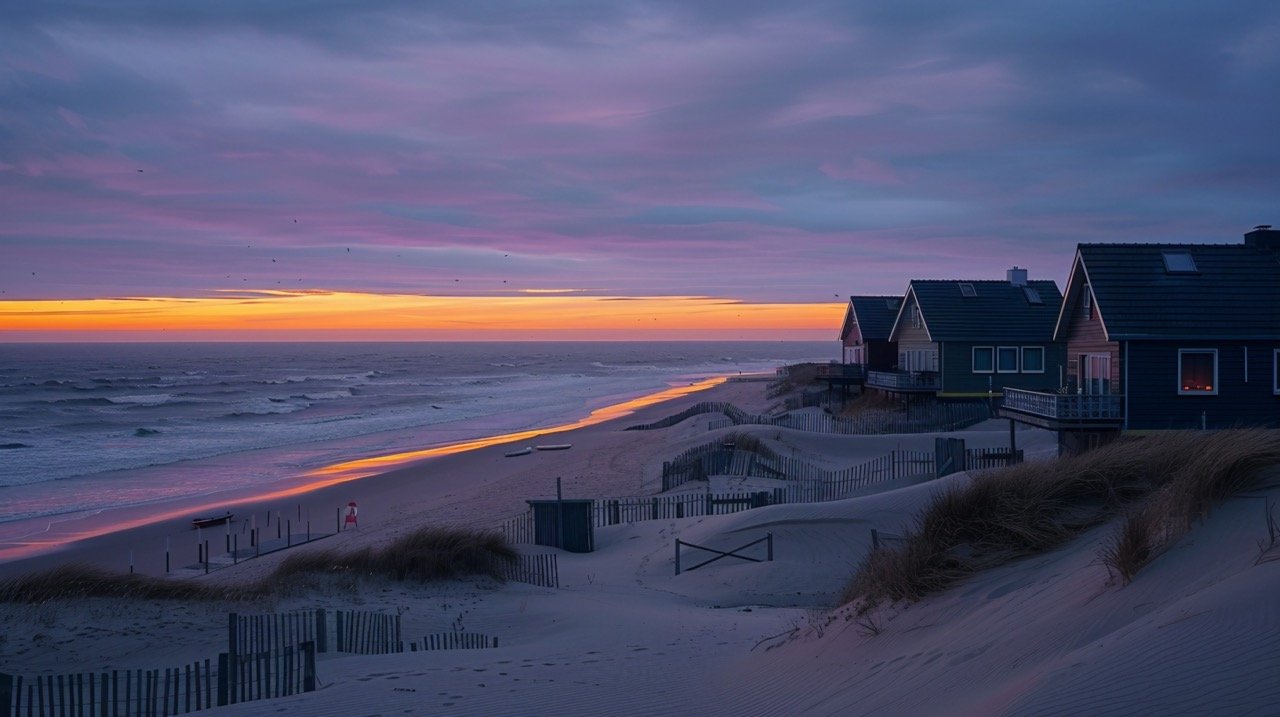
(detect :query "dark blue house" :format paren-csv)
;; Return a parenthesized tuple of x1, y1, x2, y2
(1000, 226, 1280, 451)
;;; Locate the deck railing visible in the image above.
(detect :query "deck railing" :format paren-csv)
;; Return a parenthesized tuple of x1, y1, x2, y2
(865, 370, 941, 391)
(1001, 388, 1123, 420)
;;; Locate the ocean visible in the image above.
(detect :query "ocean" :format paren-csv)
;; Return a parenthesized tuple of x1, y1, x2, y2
(0, 342, 829, 538)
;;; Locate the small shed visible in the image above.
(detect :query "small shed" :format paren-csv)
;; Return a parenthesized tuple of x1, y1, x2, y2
(526, 499, 595, 553)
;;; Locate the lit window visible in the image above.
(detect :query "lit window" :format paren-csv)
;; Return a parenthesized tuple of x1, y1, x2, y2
(1021, 347, 1045, 373)
(997, 347, 1019, 373)
(1178, 349, 1217, 395)
(972, 346, 994, 373)
(1162, 252, 1198, 273)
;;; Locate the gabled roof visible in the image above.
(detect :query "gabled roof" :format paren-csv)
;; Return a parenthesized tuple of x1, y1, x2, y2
(896, 279, 1062, 342)
(841, 295, 901, 341)
(1063, 243, 1280, 340)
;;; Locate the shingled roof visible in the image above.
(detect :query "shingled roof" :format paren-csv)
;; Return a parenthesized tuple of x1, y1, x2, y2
(1066, 242, 1280, 340)
(841, 295, 901, 342)
(900, 279, 1063, 342)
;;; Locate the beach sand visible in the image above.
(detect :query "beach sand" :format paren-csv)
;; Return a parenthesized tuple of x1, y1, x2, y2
(4, 379, 1277, 716)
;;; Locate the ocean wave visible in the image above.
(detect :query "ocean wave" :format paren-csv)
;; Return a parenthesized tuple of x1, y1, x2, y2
(0, 442, 31, 449)
(107, 394, 176, 406)
(134, 428, 162, 437)
(295, 390, 353, 401)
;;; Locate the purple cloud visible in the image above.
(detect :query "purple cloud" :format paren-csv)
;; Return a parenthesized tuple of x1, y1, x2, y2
(2, 1, 1278, 308)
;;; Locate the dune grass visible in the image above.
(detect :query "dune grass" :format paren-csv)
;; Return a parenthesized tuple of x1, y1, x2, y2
(0, 526, 517, 603)
(0, 563, 268, 603)
(842, 429, 1280, 612)
(273, 525, 516, 582)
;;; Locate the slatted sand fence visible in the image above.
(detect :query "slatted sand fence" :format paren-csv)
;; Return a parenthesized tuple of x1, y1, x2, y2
(629, 400, 991, 435)
(0, 645, 316, 717)
(219, 643, 317, 707)
(410, 633, 499, 651)
(332, 610, 401, 655)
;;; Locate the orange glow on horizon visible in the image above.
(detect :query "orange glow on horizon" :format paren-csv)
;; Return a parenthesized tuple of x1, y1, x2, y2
(0, 290, 842, 340)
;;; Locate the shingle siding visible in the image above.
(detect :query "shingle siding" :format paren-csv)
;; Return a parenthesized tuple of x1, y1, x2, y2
(1125, 341, 1280, 429)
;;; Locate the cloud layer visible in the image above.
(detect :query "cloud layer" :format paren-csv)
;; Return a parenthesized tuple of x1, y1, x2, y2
(3, 2, 1278, 315)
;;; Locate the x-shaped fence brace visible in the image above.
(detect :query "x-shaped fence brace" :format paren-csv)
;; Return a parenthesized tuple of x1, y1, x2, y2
(674, 532, 773, 575)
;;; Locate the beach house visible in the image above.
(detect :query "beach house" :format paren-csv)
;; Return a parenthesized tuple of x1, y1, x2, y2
(838, 295, 901, 369)
(865, 269, 1065, 399)
(999, 226, 1280, 451)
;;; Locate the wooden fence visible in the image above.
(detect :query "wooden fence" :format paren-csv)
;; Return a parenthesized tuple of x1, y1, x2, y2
(628, 400, 990, 435)
(229, 609, 401, 657)
(413, 633, 498, 651)
(1, 644, 315, 717)
(494, 442, 1036, 545)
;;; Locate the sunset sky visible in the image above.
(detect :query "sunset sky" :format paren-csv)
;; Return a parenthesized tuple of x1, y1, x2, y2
(3, 2, 1278, 340)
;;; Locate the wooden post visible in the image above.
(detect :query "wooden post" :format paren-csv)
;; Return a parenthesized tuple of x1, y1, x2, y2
(767, 532, 773, 561)
(204, 540, 210, 574)
(871, 528, 880, 550)
(301, 641, 317, 692)
(0, 673, 12, 717)
(1009, 418, 1017, 463)
(216, 654, 229, 707)
(674, 539, 681, 575)
(287, 520, 292, 547)
(336, 506, 341, 534)
(315, 609, 327, 653)
(165, 537, 170, 574)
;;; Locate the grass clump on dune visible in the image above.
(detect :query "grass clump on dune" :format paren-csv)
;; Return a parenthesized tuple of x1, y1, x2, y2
(0, 563, 267, 603)
(272, 526, 516, 583)
(842, 429, 1280, 612)
(0, 526, 517, 603)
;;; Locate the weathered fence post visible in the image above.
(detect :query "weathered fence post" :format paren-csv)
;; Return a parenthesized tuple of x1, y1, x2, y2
(216, 654, 229, 707)
(871, 528, 880, 550)
(315, 609, 327, 653)
(301, 641, 317, 692)
(767, 532, 774, 561)
(0, 672, 13, 717)
(674, 539, 682, 575)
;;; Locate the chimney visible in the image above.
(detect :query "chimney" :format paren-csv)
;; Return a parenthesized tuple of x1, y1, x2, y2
(1244, 224, 1280, 253)
(1006, 266, 1028, 286)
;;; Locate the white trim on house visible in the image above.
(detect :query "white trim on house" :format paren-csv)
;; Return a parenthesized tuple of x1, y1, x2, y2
(1021, 346, 1045, 374)
(972, 346, 994, 374)
(1177, 348, 1218, 396)
(996, 346, 1020, 374)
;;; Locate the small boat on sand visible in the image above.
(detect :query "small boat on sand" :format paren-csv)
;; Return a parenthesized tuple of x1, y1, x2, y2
(192, 511, 233, 529)
(504, 447, 534, 457)
(535, 444, 572, 451)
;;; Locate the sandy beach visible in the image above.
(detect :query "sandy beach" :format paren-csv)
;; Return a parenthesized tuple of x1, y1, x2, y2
(3, 377, 1278, 716)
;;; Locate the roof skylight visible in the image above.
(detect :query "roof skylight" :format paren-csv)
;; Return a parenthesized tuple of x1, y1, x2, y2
(1022, 286, 1043, 305)
(958, 283, 977, 297)
(1162, 252, 1198, 273)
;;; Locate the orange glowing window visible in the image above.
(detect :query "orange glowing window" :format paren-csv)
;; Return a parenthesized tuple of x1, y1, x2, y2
(1178, 349, 1217, 395)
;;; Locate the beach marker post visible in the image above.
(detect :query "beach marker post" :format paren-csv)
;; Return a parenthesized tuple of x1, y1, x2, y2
(129, 549, 134, 574)
(165, 537, 171, 574)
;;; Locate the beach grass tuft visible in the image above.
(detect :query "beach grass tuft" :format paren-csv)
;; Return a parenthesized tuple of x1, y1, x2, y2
(842, 429, 1280, 612)
(0, 526, 518, 602)
(0, 563, 267, 603)
(272, 525, 517, 583)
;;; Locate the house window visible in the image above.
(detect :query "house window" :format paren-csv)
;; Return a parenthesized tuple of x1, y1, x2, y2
(1274, 349, 1280, 395)
(997, 347, 1019, 373)
(972, 346, 994, 374)
(1021, 347, 1045, 373)
(910, 304, 922, 329)
(1178, 349, 1217, 395)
